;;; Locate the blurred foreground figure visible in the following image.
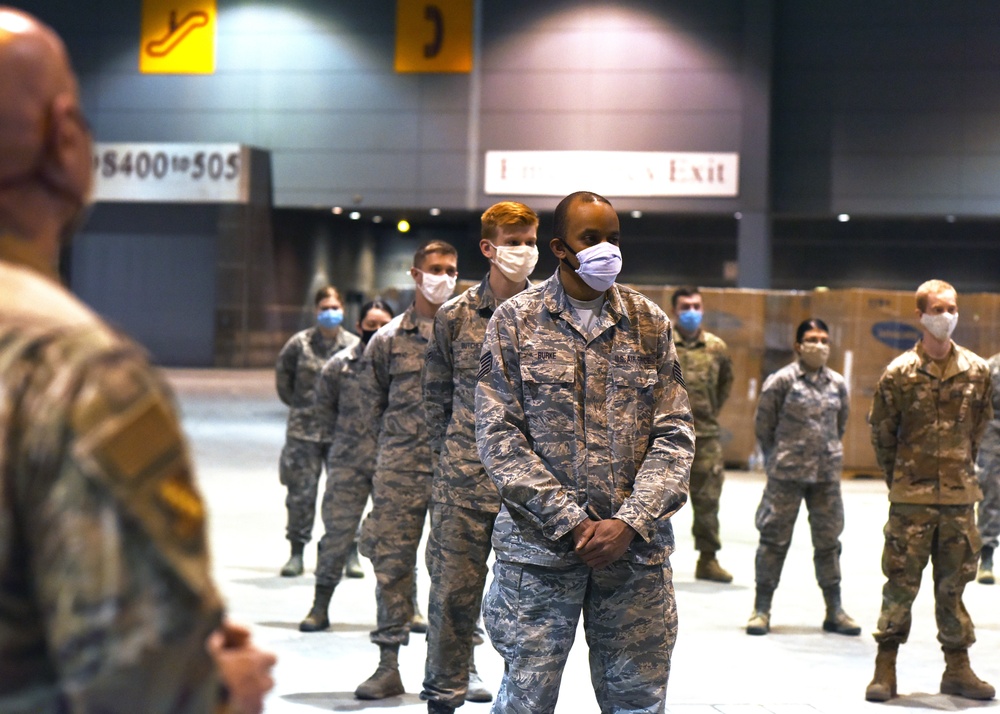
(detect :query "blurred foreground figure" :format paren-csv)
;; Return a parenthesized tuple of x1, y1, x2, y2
(975, 352, 1000, 585)
(866, 279, 994, 703)
(0, 8, 274, 712)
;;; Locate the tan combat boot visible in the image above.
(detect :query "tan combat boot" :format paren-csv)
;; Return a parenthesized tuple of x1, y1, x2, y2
(746, 587, 772, 635)
(355, 644, 405, 700)
(695, 552, 733, 583)
(821, 586, 861, 636)
(940, 647, 995, 700)
(280, 541, 305, 577)
(466, 650, 493, 703)
(865, 642, 898, 702)
(978, 546, 995, 585)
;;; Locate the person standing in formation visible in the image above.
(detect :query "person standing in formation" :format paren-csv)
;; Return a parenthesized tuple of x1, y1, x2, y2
(974, 351, 1000, 584)
(476, 191, 695, 713)
(866, 279, 994, 703)
(421, 201, 539, 713)
(747, 319, 860, 636)
(298, 299, 395, 631)
(275, 286, 359, 577)
(670, 286, 734, 583)
(355, 240, 459, 700)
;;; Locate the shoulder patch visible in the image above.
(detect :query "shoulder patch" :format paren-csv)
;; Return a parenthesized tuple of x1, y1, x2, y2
(673, 359, 686, 389)
(478, 352, 493, 381)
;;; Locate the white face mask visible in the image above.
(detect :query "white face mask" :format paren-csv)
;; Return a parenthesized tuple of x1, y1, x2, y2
(490, 242, 538, 283)
(920, 311, 958, 341)
(798, 342, 830, 370)
(415, 269, 457, 305)
(566, 241, 622, 293)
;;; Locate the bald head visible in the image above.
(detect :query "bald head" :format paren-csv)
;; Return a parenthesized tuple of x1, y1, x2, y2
(0, 8, 79, 182)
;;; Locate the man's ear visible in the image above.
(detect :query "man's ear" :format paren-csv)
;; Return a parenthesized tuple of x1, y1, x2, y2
(37, 93, 89, 196)
(550, 237, 566, 259)
(480, 238, 493, 260)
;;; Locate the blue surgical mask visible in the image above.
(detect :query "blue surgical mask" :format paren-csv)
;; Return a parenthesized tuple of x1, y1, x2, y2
(677, 310, 702, 333)
(563, 241, 622, 292)
(317, 308, 344, 329)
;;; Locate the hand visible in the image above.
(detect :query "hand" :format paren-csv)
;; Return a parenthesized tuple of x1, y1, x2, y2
(571, 519, 598, 551)
(574, 519, 636, 569)
(208, 620, 277, 714)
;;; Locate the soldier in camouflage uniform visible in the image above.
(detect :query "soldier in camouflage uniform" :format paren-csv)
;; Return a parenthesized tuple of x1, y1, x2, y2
(670, 287, 734, 582)
(355, 240, 459, 700)
(975, 352, 1000, 584)
(476, 192, 694, 714)
(0, 9, 275, 711)
(421, 202, 539, 714)
(298, 299, 395, 631)
(275, 286, 360, 576)
(747, 319, 860, 637)
(866, 279, 994, 703)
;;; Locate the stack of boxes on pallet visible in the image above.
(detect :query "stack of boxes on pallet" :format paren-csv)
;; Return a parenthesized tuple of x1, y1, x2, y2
(636, 286, 1000, 477)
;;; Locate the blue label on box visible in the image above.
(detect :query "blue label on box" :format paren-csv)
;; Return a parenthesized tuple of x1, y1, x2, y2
(872, 321, 921, 350)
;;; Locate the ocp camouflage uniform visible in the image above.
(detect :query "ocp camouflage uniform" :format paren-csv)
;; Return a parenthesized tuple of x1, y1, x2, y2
(674, 330, 733, 555)
(0, 236, 227, 712)
(975, 353, 1000, 550)
(475, 271, 694, 714)
(314, 340, 378, 589)
(422, 275, 510, 708)
(276, 326, 359, 544)
(358, 306, 435, 646)
(753, 360, 850, 593)
(869, 341, 993, 648)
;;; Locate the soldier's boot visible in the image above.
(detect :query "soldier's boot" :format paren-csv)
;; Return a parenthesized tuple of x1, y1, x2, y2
(978, 546, 995, 585)
(344, 541, 365, 579)
(746, 587, 772, 636)
(865, 643, 898, 702)
(466, 650, 493, 703)
(821, 586, 862, 636)
(695, 552, 733, 583)
(411, 592, 428, 634)
(280, 541, 305, 577)
(298, 585, 334, 632)
(940, 647, 995, 700)
(427, 702, 455, 714)
(355, 644, 405, 700)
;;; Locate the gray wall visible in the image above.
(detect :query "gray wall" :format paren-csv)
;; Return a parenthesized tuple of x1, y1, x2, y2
(773, 1, 1000, 216)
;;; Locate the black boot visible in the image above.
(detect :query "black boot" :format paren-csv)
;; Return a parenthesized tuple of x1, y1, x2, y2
(299, 584, 334, 632)
(281, 541, 305, 577)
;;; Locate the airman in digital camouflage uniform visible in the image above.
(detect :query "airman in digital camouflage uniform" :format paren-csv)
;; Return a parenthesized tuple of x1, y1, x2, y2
(355, 240, 459, 700)
(975, 352, 1000, 584)
(275, 286, 360, 576)
(298, 299, 395, 632)
(670, 287, 734, 582)
(421, 202, 538, 714)
(866, 279, 994, 703)
(476, 191, 694, 714)
(747, 318, 860, 636)
(0, 9, 274, 712)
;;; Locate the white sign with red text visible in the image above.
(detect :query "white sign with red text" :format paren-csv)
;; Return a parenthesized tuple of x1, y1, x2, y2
(484, 150, 739, 198)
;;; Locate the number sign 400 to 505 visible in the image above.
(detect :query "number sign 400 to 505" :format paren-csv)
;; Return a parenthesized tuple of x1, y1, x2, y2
(91, 143, 251, 204)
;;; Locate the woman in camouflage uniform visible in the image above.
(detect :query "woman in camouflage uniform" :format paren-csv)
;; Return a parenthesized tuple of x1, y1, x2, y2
(299, 299, 394, 631)
(747, 318, 861, 636)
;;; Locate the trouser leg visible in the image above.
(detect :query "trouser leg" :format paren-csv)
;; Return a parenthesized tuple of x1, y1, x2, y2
(804, 481, 845, 590)
(931, 505, 980, 649)
(279, 437, 327, 544)
(754, 480, 804, 593)
(483, 561, 585, 714)
(874, 503, 936, 646)
(315, 461, 374, 589)
(586, 559, 674, 714)
(690, 436, 724, 554)
(422, 504, 495, 707)
(361, 469, 431, 646)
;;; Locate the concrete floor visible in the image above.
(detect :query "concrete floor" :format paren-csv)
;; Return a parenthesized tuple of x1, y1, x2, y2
(167, 368, 1000, 714)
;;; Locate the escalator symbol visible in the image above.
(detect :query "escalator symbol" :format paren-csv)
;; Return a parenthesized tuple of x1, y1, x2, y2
(145, 10, 210, 58)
